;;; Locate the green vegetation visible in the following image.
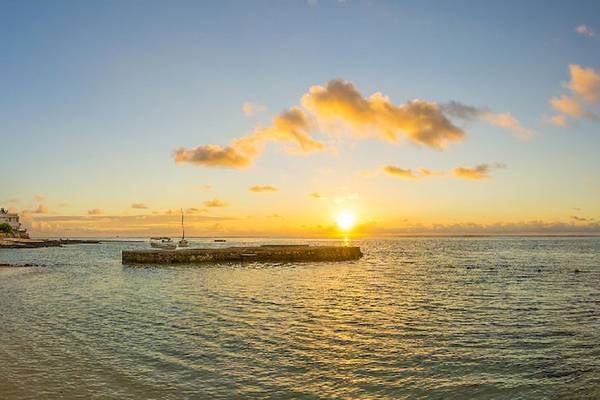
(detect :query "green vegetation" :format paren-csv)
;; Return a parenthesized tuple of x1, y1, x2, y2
(0, 223, 14, 234)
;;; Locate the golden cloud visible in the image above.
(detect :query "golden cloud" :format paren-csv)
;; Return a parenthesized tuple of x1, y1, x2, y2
(203, 198, 228, 208)
(302, 79, 464, 148)
(418, 168, 445, 177)
(442, 101, 534, 140)
(383, 166, 419, 179)
(547, 114, 568, 127)
(452, 163, 505, 180)
(549, 64, 600, 126)
(249, 185, 278, 193)
(550, 94, 583, 117)
(309, 192, 325, 199)
(174, 107, 325, 168)
(131, 203, 148, 209)
(383, 165, 444, 179)
(174, 79, 493, 169)
(567, 64, 600, 103)
(174, 144, 253, 168)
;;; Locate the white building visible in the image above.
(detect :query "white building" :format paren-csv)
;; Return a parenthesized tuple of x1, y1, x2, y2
(0, 208, 27, 236)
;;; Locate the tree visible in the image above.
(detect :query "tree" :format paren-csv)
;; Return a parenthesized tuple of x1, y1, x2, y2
(0, 223, 14, 234)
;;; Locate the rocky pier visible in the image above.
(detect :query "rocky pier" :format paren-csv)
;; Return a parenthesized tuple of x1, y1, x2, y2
(122, 245, 363, 264)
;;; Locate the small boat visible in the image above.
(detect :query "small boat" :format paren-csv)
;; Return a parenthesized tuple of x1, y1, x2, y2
(150, 237, 177, 250)
(214, 239, 226, 242)
(178, 209, 189, 248)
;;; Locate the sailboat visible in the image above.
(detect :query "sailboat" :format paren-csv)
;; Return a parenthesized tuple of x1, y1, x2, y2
(178, 209, 189, 248)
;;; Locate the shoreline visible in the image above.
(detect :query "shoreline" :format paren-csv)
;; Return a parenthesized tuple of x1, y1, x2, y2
(0, 238, 104, 249)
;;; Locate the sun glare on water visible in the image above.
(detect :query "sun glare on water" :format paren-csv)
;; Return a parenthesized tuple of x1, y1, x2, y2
(336, 211, 357, 231)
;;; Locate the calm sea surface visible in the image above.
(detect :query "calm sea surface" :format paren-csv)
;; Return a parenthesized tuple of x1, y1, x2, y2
(1, 237, 599, 399)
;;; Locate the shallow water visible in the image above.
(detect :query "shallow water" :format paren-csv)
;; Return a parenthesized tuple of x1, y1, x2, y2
(1, 237, 599, 399)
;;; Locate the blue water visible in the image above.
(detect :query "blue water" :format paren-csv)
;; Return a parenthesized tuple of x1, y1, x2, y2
(1, 237, 599, 399)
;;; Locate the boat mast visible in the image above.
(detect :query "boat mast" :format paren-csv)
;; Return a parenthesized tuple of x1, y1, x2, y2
(181, 208, 185, 240)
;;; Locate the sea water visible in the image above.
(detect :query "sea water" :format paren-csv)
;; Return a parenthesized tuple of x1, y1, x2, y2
(1, 237, 599, 399)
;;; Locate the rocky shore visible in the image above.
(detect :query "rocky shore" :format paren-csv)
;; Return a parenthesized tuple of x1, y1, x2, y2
(0, 262, 45, 268)
(0, 238, 101, 249)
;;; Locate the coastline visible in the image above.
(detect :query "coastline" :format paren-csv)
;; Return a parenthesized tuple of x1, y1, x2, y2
(0, 238, 103, 249)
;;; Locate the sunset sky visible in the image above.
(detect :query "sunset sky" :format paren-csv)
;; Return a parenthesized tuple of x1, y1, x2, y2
(2, 0, 600, 237)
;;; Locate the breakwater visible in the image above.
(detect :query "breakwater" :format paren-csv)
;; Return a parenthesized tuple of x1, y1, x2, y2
(122, 245, 363, 264)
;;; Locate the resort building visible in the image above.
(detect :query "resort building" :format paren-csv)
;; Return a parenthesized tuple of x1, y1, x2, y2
(0, 208, 28, 237)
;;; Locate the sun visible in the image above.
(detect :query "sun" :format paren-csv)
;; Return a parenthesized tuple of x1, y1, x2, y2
(335, 211, 357, 231)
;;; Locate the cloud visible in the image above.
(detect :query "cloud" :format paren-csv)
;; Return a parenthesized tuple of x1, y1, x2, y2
(567, 64, 600, 103)
(131, 203, 148, 209)
(382, 165, 445, 179)
(309, 192, 326, 199)
(203, 198, 228, 208)
(381, 163, 506, 181)
(174, 144, 253, 168)
(576, 24, 595, 37)
(32, 204, 48, 214)
(186, 208, 207, 214)
(33, 194, 45, 202)
(453, 163, 505, 180)
(242, 102, 267, 116)
(175, 79, 491, 169)
(249, 185, 278, 193)
(357, 220, 600, 236)
(550, 95, 583, 117)
(547, 114, 569, 127)
(302, 79, 464, 148)
(174, 107, 325, 168)
(442, 101, 534, 140)
(88, 208, 103, 215)
(26, 213, 237, 237)
(418, 168, 444, 177)
(571, 215, 593, 222)
(383, 166, 419, 179)
(549, 64, 600, 126)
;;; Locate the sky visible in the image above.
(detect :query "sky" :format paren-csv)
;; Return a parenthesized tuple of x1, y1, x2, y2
(2, 0, 600, 237)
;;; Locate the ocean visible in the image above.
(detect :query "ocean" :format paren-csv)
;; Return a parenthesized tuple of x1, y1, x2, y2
(1, 237, 599, 399)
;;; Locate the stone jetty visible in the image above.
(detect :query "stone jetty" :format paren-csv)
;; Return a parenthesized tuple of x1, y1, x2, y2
(122, 245, 363, 264)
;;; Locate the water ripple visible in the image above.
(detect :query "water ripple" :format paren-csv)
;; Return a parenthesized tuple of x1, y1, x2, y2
(1, 237, 600, 398)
